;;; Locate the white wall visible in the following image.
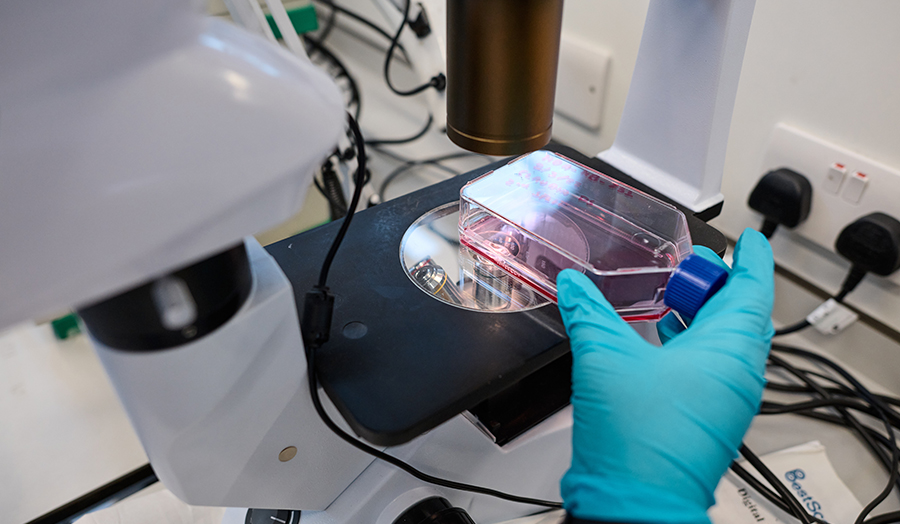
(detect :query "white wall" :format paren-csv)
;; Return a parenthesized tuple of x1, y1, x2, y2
(721, 1, 900, 331)
(553, 0, 900, 331)
(554, 0, 649, 155)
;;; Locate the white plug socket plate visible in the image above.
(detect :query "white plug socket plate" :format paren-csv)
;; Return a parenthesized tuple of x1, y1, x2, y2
(762, 124, 900, 285)
(554, 35, 610, 131)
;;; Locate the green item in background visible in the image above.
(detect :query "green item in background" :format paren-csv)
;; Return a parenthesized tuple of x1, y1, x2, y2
(266, 4, 319, 39)
(51, 313, 81, 340)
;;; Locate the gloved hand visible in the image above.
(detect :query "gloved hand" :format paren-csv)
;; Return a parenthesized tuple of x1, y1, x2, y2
(557, 229, 774, 524)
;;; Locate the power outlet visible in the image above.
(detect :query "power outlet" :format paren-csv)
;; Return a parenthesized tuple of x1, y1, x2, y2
(761, 124, 900, 285)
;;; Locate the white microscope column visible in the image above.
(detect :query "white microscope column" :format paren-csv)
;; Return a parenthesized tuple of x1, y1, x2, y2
(600, 0, 757, 214)
(92, 239, 375, 510)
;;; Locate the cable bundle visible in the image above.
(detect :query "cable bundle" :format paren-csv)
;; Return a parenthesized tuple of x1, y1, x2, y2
(734, 344, 900, 524)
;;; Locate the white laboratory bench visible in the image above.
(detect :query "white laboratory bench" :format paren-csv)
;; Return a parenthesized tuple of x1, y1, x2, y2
(0, 323, 147, 524)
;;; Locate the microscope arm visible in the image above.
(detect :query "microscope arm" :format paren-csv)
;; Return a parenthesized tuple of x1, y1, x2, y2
(599, 0, 757, 217)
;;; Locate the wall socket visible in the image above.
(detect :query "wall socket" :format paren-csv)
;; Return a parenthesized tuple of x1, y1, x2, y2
(761, 124, 900, 285)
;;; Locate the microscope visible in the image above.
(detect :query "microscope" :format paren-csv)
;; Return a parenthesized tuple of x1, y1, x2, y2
(0, 1, 755, 522)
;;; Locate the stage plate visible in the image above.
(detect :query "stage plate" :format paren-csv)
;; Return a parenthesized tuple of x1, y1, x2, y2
(267, 144, 726, 446)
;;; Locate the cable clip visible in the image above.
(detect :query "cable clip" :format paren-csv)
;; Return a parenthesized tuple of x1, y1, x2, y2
(301, 287, 335, 347)
(806, 299, 859, 335)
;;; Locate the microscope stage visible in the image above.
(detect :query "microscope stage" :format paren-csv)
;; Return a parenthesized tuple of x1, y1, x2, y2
(267, 144, 726, 446)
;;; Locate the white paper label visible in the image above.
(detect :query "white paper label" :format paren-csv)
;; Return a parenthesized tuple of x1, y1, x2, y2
(709, 441, 862, 524)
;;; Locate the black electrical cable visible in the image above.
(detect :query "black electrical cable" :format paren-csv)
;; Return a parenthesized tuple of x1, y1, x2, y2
(377, 161, 449, 201)
(762, 404, 900, 468)
(318, 163, 349, 220)
(740, 444, 815, 524)
(737, 407, 900, 524)
(783, 360, 900, 500)
(772, 344, 900, 432)
(761, 397, 900, 435)
(269, 9, 362, 120)
(760, 397, 880, 415)
(774, 319, 812, 337)
(383, 0, 446, 96)
(311, 0, 339, 50)
(766, 379, 848, 395)
(302, 113, 562, 509)
(788, 410, 897, 459)
(835, 266, 868, 302)
(24, 465, 158, 524)
(302, 36, 361, 120)
(766, 379, 900, 409)
(315, 114, 367, 289)
(770, 346, 900, 524)
(369, 145, 474, 176)
(313, 174, 339, 216)
(733, 352, 900, 524)
(769, 368, 860, 397)
(305, 345, 563, 509)
(311, 0, 399, 45)
(729, 346, 900, 524)
(729, 461, 799, 516)
(760, 218, 780, 239)
(377, 151, 485, 201)
(774, 265, 868, 337)
(769, 366, 857, 396)
(767, 353, 898, 483)
(765, 366, 900, 422)
(365, 114, 433, 146)
(865, 511, 900, 524)
(771, 346, 900, 433)
(769, 357, 900, 427)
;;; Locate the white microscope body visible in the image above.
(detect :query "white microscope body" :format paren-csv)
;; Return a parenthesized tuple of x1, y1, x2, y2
(0, 0, 756, 522)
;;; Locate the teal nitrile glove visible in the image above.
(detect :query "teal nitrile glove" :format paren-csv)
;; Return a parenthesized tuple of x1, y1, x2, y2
(557, 229, 774, 524)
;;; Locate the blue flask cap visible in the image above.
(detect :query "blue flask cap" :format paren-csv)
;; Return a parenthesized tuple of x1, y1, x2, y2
(664, 254, 729, 320)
